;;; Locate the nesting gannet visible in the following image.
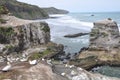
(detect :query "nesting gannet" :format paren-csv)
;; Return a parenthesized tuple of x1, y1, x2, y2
(29, 60, 37, 65)
(47, 59, 52, 65)
(61, 72, 66, 76)
(71, 70, 77, 75)
(69, 65, 74, 68)
(42, 58, 45, 61)
(2, 62, 12, 72)
(77, 67, 83, 71)
(65, 64, 68, 67)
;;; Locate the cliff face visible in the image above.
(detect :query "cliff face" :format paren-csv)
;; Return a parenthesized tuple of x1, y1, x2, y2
(1, 22, 50, 51)
(90, 19, 120, 51)
(70, 19, 120, 70)
(43, 7, 69, 14)
(0, 0, 49, 20)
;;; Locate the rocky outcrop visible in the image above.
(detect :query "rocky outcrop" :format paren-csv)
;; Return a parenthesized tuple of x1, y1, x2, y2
(0, 14, 65, 63)
(43, 7, 69, 14)
(0, 62, 69, 80)
(90, 19, 120, 51)
(64, 33, 89, 38)
(0, 0, 49, 19)
(0, 19, 50, 54)
(69, 19, 120, 70)
(0, 61, 119, 80)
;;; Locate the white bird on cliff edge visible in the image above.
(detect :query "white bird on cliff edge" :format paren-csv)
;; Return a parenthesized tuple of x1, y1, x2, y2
(61, 72, 66, 76)
(2, 62, 12, 72)
(29, 59, 37, 65)
(42, 58, 45, 61)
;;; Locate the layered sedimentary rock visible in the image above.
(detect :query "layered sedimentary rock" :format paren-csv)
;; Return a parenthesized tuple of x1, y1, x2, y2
(70, 19, 120, 70)
(90, 19, 120, 51)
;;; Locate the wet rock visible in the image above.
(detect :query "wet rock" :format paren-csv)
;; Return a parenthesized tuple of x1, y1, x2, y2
(64, 33, 89, 38)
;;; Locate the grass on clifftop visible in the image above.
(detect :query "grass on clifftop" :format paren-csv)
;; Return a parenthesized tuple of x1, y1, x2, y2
(29, 49, 52, 60)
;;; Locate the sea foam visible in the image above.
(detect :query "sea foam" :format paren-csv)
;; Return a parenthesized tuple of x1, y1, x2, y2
(47, 14, 93, 31)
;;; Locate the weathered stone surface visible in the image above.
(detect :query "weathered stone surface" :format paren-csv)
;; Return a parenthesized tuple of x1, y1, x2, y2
(90, 19, 120, 51)
(53, 63, 120, 80)
(70, 19, 120, 70)
(0, 21, 50, 53)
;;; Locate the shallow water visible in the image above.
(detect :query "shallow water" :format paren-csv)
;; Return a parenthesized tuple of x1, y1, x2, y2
(93, 66, 120, 78)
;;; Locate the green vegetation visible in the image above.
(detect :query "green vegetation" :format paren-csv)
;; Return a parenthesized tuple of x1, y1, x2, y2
(29, 49, 52, 60)
(42, 26, 50, 33)
(0, 5, 9, 14)
(0, 27, 14, 36)
(0, 18, 6, 23)
(0, 27, 14, 43)
(43, 7, 69, 14)
(0, 0, 49, 19)
(90, 29, 99, 36)
(101, 32, 108, 37)
(5, 45, 14, 50)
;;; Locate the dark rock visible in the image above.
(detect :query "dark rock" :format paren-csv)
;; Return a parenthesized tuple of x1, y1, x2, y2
(64, 32, 89, 38)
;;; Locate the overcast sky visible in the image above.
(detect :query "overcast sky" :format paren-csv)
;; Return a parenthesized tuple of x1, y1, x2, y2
(17, 0, 120, 12)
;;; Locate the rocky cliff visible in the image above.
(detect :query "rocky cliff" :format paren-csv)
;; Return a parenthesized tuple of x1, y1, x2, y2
(90, 19, 120, 51)
(0, 0, 49, 19)
(69, 19, 120, 70)
(0, 15, 50, 53)
(43, 7, 69, 14)
(0, 14, 65, 63)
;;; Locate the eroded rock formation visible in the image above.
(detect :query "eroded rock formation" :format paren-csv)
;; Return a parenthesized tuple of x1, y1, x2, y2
(70, 19, 120, 70)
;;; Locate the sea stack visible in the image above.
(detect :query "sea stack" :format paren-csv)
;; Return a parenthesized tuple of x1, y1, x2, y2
(90, 19, 120, 51)
(69, 19, 120, 70)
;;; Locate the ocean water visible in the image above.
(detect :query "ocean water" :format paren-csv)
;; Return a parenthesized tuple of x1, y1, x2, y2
(44, 12, 120, 53)
(41, 12, 120, 78)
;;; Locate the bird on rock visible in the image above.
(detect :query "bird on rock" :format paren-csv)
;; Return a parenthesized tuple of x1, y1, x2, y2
(2, 62, 12, 72)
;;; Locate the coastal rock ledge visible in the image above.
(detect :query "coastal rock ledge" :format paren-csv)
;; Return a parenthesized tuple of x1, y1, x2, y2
(70, 19, 120, 70)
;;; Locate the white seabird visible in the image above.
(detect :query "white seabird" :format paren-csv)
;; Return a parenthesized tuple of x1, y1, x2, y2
(69, 65, 74, 68)
(42, 58, 45, 61)
(47, 59, 52, 65)
(29, 60, 37, 65)
(65, 64, 69, 67)
(71, 70, 77, 75)
(2, 62, 12, 72)
(61, 72, 66, 76)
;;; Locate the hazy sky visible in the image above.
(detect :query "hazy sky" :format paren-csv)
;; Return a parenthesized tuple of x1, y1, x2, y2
(17, 0, 120, 12)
